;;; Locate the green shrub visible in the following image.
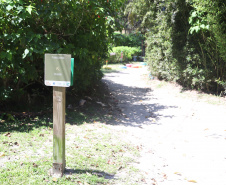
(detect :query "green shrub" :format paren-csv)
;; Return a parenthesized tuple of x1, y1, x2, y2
(126, 0, 226, 94)
(108, 46, 142, 63)
(0, 0, 125, 105)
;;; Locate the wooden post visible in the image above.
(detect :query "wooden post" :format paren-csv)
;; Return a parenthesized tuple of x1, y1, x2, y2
(52, 86, 66, 177)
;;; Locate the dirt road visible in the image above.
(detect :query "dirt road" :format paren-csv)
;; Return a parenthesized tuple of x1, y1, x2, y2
(103, 67, 226, 185)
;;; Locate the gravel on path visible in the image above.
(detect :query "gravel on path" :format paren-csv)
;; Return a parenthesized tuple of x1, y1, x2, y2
(103, 67, 226, 185)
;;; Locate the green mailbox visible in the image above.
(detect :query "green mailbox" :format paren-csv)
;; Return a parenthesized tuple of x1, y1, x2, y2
(44, 54, 74, 87)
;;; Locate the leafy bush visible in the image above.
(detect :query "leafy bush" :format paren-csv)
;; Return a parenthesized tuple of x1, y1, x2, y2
(126, 0, 226, 94)
(0, 0, 125, 105)
(108, 46, 142, 63)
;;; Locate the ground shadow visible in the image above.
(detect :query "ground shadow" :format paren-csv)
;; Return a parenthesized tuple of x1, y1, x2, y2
(0, 114, 53, 133)
(0, 70, 178, 132)
(65, 168, 114, 179)
(102, 71, 178, 127)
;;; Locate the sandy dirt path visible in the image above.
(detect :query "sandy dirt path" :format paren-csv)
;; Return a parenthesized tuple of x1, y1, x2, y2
(103, 67, 226, 185)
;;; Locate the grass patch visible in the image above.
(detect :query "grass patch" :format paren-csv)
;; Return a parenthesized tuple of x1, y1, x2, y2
(155, 81, 167, 88)
(0, 119, 139, 184)
(101, 64, 123, 73)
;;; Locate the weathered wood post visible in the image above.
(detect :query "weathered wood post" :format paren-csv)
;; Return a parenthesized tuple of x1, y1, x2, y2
(52, 86, 66, 176)
(44, 54, 74, 177)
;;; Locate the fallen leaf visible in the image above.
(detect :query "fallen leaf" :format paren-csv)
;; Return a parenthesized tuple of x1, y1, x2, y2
(141, 178, 146, 182)
(77, 181, 82, 185)
(204, 128, 209, 131)
(107, 159, 114, 165)
(118, 166, 123, 170)
(33, 163, 38, 167)
(52, 177, 58, 182)
(174, 172, 182, 176)
(151, 178, 157, 184)
(86, 155, 91, 158)
(163, 173, 167, 179)
(0, 152, 5, 157)
(4, 132, 11, 137)
(187, 179, 197, 183)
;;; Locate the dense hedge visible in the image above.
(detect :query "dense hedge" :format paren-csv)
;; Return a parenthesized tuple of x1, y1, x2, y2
(126, 0, 226, 94)
(0, 0, 125, 105)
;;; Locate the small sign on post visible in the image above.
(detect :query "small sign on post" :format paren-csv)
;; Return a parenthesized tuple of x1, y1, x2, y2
(44, 54, 74, 177)
(45, 54, 71, 87)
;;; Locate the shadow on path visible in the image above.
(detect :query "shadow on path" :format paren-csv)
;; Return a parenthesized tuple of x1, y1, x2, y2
(102, 71, 178, 127)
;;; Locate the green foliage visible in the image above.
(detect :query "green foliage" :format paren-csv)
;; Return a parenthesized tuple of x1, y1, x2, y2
(125, 0, 157, 33)
(0, 0, 126, 104)
(187, 0, 226, 92)
(125, 0, 226, 94)
(108, 46, 141, 63)
(113, 32, 144, 47)
(188, 10, 210, 34)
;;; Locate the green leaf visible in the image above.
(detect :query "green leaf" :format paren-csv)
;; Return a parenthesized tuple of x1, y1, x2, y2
(22, 49, 29, 59)
(6, 5, 13, 11)
(26, 5, 33, 14)
(0, 51, 6, 59)
(191, 11, 197, 18)
(7, 50, 12, 61)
